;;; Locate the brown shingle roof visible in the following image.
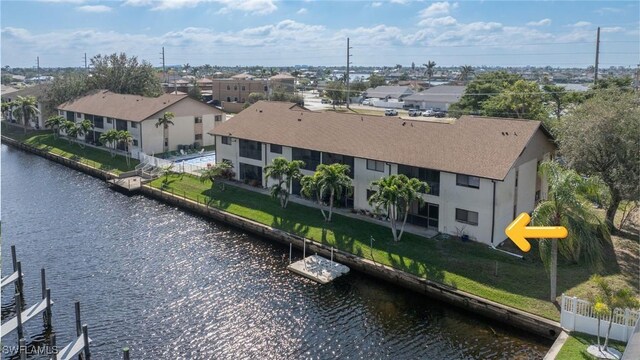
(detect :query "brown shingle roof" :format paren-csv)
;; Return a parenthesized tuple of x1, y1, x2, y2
(57, 90, 188, 122)
(211, 101, 553, 180)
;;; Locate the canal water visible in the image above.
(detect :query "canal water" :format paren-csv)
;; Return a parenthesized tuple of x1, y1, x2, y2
(0, 145, 550, 359)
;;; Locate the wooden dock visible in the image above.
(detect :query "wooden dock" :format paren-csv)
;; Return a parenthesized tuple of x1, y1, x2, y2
(287, 255, 350, 284)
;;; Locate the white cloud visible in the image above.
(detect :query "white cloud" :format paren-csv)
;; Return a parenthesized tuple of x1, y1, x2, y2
(76, 5, 112, 13)
(418, 16, 457, 27)
(38, 0, 86, 3)
(297, 8, 308, 15)
(595, 7, 622, 14)
(390, 0, 409, 4)
(526, 18, 551, 27)
(371, 2, 383, 7)
(601, 26, 624, 33)
(568, 21, 591, 27)
(124, 0, 277, 14)
(419, 1, 458, 18)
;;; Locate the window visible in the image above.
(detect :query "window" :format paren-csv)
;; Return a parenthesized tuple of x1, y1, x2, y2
(398, 165, 440, 196)
(93, 116, 104, 129)
(456, 174, 480, 189)
(226, 97, 231, 102)
(264, 85, 268, 91)
(239, 139, 262, 160)
(132, 139, 138, 146)
(226, 85, 230, 90)
(195, 134, 203, 141)
(221, 136, 231, 145)
(164, 138, 168, 147)
(366, 189, 376, 200)
(215, 115, 222, 122)
(106, 118, 112, 124)
(367, 159, 385, 172)
(322, 152, 354, 178)
(239, 163, 262, 186)
(241, 86, 245, 91)
(58, 110, 63, 116)
(234, 97, 238, 102)
(292, 147, 320, 171)
(76, 112, 82, 118)
(455, 208, 478, 226)
(195, 116, 203, 124)
(270, 144, 282, 154)
(130, 121, 137, 128)
(234, 86, 237, 91)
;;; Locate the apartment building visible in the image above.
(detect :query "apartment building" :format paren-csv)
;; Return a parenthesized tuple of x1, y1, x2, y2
(57, 90, 225, 157)
(210, 101, 555, 246)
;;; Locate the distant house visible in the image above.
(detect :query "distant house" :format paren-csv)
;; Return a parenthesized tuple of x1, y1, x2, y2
(1, 84, 50, 129)
(57, 90, 225, 157)
(363, 86, 414, 101)
(211, 101, 556, 246)
(403, 85, 466, 111)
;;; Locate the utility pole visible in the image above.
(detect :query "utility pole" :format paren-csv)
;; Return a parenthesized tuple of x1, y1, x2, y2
(84, 52, 88, 72)
(594, 26, 601, 84)
(160, 47, 166, 83)
(36, 56, 40, 84)
(346, 37, 352, 109)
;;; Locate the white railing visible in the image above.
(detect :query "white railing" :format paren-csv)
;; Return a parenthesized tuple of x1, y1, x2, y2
(561, 294, 640, 342)
(138, 153, 210, 177)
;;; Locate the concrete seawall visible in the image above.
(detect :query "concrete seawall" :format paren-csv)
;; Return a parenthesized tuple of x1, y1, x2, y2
(2, 136, 562, 340)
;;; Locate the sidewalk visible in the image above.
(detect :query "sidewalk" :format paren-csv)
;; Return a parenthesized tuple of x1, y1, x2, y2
(224, 180, 439, 240)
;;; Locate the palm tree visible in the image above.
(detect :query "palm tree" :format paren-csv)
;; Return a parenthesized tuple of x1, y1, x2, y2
(11, 95, 40, 134)
(592, 275, 640, 353)
(368, 174, 428, 242)
(264, 157, 305, 208)
(423, 61, 436, 87)
(99, 129, 120, 157)
(117, 130, 134, 167)
(300, 171, 328, 220)
(531, 161, 610, 301)
(1, 101, 13, 121)
(45, 115, 65, 139)
(62, 121, 79, 144)
(199, 162, 233, 190)
(75, 119, 93, 148)
(315, 163, 352, 222)
(458, 65, 474, 84)
(155, 111, 175, 155)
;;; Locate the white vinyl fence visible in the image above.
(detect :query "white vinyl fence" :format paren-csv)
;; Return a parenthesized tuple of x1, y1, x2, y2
(137, 153, 208, 177)
(561, 294, 640, 342)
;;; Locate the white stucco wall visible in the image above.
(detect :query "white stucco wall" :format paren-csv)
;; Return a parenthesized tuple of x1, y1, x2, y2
(516, 158, 538, 215)
(494, 168, 516, 246)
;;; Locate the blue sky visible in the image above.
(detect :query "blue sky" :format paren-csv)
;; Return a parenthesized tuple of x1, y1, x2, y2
(1, 1, 638, 68)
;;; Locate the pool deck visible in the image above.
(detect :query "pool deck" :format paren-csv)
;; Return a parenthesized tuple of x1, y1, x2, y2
(170, 151, 216, 163)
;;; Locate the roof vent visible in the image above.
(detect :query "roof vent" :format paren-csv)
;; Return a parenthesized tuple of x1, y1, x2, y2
(501, 132, 505, 136)
(514, 132, 518, 136)
(259, 110, 262, 113)
(402, 122, 406, 126)
(505, 132, 509, 136)
(297, 118, 302, 122)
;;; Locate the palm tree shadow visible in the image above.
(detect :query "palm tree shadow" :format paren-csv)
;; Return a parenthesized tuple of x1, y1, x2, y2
(385, 248, 450, 288)
(272, 214, 310, 237)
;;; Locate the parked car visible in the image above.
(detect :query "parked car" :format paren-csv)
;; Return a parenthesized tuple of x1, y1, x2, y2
(423, 109, 435, 117)
(434, 111, 446, 118)
(361, 99, 372, 105)
(321, 98, 332, 104)
(408, 109, 422, 117)
(384, 109, 398, 116)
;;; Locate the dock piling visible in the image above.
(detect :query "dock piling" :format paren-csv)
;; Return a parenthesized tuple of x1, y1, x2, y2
(289, 243, 292, 264)
(331, 247, 334, 263)
(123, 347, 130, 360)
(16, 293, 24, 341)
(51, 332, 56, 354)
(82, 325, 91, 360)
(16, 261, 24, 302)
(19, 338, 26, 360)
(45, 288, 52, 328)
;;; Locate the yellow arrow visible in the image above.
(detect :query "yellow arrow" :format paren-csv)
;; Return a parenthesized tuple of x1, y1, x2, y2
(505, 213, 568, 252)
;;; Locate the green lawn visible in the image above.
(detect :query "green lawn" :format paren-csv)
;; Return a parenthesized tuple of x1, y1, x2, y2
(556, 332, 626, 359)
(147, 174, 640, 321)
(2, 122, 138, 175)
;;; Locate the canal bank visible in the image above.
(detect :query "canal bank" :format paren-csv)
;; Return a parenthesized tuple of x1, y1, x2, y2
(1, 135, 561, 341)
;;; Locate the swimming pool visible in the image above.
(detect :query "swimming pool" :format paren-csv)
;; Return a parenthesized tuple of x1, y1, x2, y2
(176, 154, 216, 166)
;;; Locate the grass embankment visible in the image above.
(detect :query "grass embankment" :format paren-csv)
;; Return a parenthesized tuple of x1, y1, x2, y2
(150, 174, 639, 321)
(556, 332, 626, 359)
(2, 122, 138, 175)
